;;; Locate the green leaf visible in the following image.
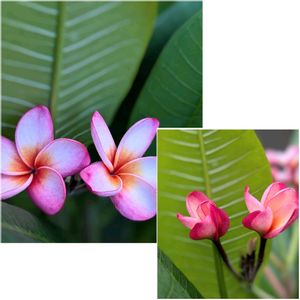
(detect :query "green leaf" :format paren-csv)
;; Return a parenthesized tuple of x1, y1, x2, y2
(158, 130, 272, 298)
(1, 202, 61, 242)
(2, 2, 156, 144)
(147, 1, 202, 65)
(158, 248, 203, 299)
(130, 10, 202, 127)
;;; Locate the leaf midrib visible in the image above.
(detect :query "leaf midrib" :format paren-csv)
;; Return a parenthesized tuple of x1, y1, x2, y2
(197, 130, 228, 298)
(49, 2, 66, 122)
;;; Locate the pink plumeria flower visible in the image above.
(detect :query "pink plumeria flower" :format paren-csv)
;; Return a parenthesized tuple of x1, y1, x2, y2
(1, 106, 90, 215)
(266, 145, 299, 186)
(177, 191, 230, 240)
(242, 183, 298, 238)
(80, 112, 159, 221)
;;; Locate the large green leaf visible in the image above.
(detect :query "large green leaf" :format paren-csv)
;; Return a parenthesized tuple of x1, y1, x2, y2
(145, 1, 202, 68)
(2, 1, 156, 144)
(1, 202, 61, 242)
(130, 10, 202, 127)
(158, 248, 203, 299)
(158, 130, 272, 298)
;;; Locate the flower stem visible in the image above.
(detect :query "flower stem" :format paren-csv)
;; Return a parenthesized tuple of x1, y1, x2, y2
(250, 237, 267, 282)
(213, 239, 243, 281)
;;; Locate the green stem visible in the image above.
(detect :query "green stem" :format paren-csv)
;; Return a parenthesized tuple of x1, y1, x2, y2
(49, 2, 66, 121)
(212, 243, 228, 298)
(213, 239, 243, 281)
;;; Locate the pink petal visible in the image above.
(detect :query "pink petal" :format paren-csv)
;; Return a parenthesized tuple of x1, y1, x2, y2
(266, 149, 283, 165)
(267, 188, 298, 213)
(266, 146, 299, 166)
(271, 168, 293, 183)
(242, 207, 273, 236)
(27, 166, 66, 215)
(15, 105, 54, 168)
(209, 204, 230, 238)
(80, 162, 122, 197)
(244, 186, 264, 213)
(284, 207, 299, 229)
(189, 216, 216, 240)
(186, 191, 210, 218)
(35, 138, 90, 177)
(265, 201, 298, 238)
(1, 174, 33, 200)
(116, 156, 156, 188)
(91, 111, 116, 172)
(176, 213, 199, 229)
(1, 136, 31, 175)
(196, 200, 216, 220)
(111, 174, 156, 221)
(261, 182, 287, 206)
(113, 118, 159, 170)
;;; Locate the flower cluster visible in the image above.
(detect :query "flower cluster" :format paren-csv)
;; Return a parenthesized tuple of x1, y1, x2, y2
(1, 106, 158, 220)
(177, 182, 298, 241)
(177, 182, 298, 283)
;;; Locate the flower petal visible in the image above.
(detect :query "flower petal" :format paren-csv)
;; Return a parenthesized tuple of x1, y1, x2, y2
(244, 186, 264, 213)
(116, 156, 156, 188)
(91, 111, 116, 172)
(266, 146, 299, 165)
(284, 207, 299, 229)
(209, 204, 230, 239)
(242, 207, 273, 236)
(189, 216, 216, 240)
(80, 162, 122, 197)
(267, 188, 298, 213)
(1, 136, 31, 175)
(1, 174, 33, 200)
(186, 191, 210, 218)
(27, 166, 66, 215)
(176, 213, 199, 229)
(113, 118, 159, 169)
(261, 182, 287, 206)
(15, 105, 54, 167)
(265, 200, 298, 238)
(35, 138, 90, 177)
(111, 174, 156, 221)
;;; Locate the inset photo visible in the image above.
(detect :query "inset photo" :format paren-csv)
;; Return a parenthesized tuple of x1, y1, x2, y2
(1, 1, 202, 243)
(158, 129, 298, 298)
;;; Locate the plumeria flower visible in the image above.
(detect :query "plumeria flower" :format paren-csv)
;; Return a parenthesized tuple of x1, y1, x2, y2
(177, 191, 230, 240)
(80, 112, 159, 221)
(1, 106, 90, 215)
(242, 182, 298, 238)
(266, 145, 299, 186)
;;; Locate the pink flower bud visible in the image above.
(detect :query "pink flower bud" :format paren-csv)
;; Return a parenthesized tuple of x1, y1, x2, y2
(242, 183, 298, 239)
(177, 191, 230, 241)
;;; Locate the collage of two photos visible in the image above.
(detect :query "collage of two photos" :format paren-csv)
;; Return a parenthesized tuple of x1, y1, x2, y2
(1, 1, 299, 300)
